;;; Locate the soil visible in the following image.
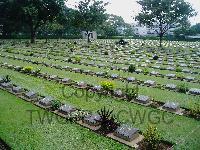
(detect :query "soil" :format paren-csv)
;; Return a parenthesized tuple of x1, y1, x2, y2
(0, 138, 11, 150)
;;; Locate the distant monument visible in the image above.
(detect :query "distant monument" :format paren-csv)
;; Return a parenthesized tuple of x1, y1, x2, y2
(81, 31, 97, 40)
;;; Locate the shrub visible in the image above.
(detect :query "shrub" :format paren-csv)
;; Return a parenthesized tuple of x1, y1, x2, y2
(67, 57, 72, 62)
(143, 68, 149, 75)
(2, 75, 11, 83)
(100, 81, 114, 91)
(143, 124, 161, 150)
(29, 52, 34, 56)
(51, 100, 61, 110)
(126, 84, 139, 101)
(23, 66, 33, 73)
(175, 67, 182, 72)
(66, 110, 89, 122)
(74, 56, 81, 63)
(128, 64, 136, 73)
(177, 83, 189, 93)
(176, 73, 184, 79)
(33, 68, 41, 76)
(190, 102, 200, 117)
(153, 55, 159, 60)
(131, 51, 135, 54)
(97, 107, 119, 134)
(104, 51, 109, 55)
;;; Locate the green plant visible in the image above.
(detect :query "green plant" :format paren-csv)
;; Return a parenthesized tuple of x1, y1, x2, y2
(67, 57, 72, 62)
(125, 84, 139, 101)
(143, 124, 161, 150)
(100, 81, 114, 91)
(176, 73, 184, 79)
(97, 107, 119, 134)
(175, 67, 182, 72)
(74, 56, 81, 63)
(190, 102, 200, 117)
(23, 66, 33, 73)
(104, 51, 108, 55)
(2, 75, 11, 83)
(177, 83, 189, 93)
(51, 100, 61, 110)
(66, 110, 89, 122)
(128, 64, 136, 73)
(143, 68, 149, 75)
(33, 68, 41, 76)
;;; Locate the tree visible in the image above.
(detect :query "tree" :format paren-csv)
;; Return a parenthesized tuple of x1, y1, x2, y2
(17, 0, 65, 43)
(74, 0, 108, 43)
(135, 0, 196, 47)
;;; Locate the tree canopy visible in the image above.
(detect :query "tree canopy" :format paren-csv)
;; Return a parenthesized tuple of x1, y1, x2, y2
(135, 0, 196, 47)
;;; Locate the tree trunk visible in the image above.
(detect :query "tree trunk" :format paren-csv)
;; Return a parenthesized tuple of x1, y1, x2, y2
(30, 25, 36, 44)
(30, 29, 36, 43)
(159, 34, 163, 47)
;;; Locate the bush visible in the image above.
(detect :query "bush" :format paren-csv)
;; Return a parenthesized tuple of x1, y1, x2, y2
(97, 107, 119, 134)
(66, 110, 89, 122)
(100, 81, 114, 91)
(128, 64, 136, 73)
(74, 56, 81, 63)
(143, 68, 149, 75)
(190, 102, 200, 117)
(33, 68, 41, 76)
(126, 84, 139, 101)
(176, 73, 184, 79)
(177, 83, 189, 93)
(153, 55, 159, 60)
(51, 100, 61, 110)
(175, 67, 182, 72)
(2, 75, 11, 83)
(67, 57, 72, 62)
(104, 51, 109, 55)
(143, 124, 161, 150)
(23, 66, 33, 73)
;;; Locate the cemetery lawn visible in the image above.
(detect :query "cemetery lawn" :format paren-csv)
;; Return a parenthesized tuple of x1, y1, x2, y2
(0, 68, 200, 149)
(0, 89, 130, 150)
(0, 58, 199, 110)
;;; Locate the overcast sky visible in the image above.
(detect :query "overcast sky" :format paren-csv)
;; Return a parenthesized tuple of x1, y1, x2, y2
(67, 0, 200, 25)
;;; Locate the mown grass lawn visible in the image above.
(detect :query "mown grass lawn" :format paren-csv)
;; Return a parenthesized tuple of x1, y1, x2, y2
(0, 68, 200, 149)
(1, 57, 199, 110)
(0, 90, 130, 150)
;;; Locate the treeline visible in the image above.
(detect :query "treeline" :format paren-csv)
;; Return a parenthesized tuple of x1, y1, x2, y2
(0, 0, 133, 43)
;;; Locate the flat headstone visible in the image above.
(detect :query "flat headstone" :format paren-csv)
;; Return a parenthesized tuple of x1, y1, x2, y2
(189, 88, 200, 95)
(184, 76, 195, 82)
(12, 86, 23, 93)
(84, 114, 101, 126)
(72, 68, 81, 73)
(1, 82, 12, 88)
(166, 74, 176, 78)
(114, 90, 123, 97)
(136, 95, 150, 104)
(93, 85, 102, 91)
(59, 104, 76, 115)
(127, 77, 135, 82)
(77, 81, 87, 88)
(96, 72, 105, 77)
(165, 84, 177, 90)
(150, 71, 159, 76)
(144, 80, 156, 86)
(166, 67, 175, 71)
(24, 91, 37, 99)
(114, 124, 139, 142)
(111, 74, 119, 79)
(135, 69, 142, 73)
(163, 102, 180, 111)
(49, 75, 58, 80)
(61, 78, 71, 83)
(39, 96, 53, 106)
(182, 69, 190, 73)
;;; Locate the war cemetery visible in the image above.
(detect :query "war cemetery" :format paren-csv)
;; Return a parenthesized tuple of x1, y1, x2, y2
(0, 0, 199, 149)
